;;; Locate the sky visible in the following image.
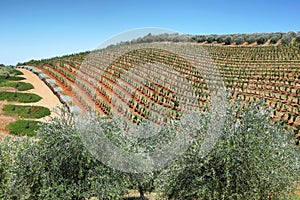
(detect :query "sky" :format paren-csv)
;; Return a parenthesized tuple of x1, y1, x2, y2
(0, 0, 299, 65)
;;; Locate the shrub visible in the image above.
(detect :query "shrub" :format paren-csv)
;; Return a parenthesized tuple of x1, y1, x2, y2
(234, 36, 245, 45)
(207, 36, 215, 43)
(36, 111, 129, 199)
(224, 36, 232, 45)
(195, 35, 207, 43)
(2, 110, 130, 199)
(282, 33, 293, 44)
(257, 35, 268, 45)
(157, 101, 300, 200)
(216, 35, 225, 43)
(270, 34, 282, 44)
(287, 31, 296, 37)
(246, 35, 256, 44)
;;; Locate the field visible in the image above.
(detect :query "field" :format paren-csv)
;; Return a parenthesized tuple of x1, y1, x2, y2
(22, 41, 300, 137)
(1, 32, 300, 199)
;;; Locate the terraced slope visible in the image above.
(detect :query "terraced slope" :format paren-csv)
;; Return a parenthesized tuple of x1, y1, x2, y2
(22, 43, 300, 136)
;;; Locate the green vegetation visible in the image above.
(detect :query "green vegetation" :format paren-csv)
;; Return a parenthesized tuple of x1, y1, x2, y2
(3, 105, 50, 119)
(0, 75, 25, 81)
(0, 91, 41, 103)
(0, 102, 299, 199)
(157, 101, 299, 200)
(0, 111, 128, 199)
(0, 81, 34, 91)
(7, 69, 23, 76)
(0, 67, 23, 75)
(102, 31, 298, 46)
(5, 120, 40, 137)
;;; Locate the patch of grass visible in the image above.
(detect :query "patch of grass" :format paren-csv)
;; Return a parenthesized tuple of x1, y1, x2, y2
(3, 104, 50, 119)
(0, 91, 41, 103)
(9, 69, 23, 75)
(6, 120, 40, 137)
(0, 75, 25, 81)
(0, 81, 34, 91)
(0, 67, 23, 76)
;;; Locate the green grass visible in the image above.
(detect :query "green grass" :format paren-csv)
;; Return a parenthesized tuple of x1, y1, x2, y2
(0, 81, 34, 91)
(3, 104, 50, 119)
(6, 120, 40, 137)
(0, 91, 41, 103)
(0, 68, 23, 76)
(0, 75, 25, 81)
(9, 69, 23, 76)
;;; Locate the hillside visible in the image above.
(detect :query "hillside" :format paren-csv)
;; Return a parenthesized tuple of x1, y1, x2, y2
(19, 33, 300, 139)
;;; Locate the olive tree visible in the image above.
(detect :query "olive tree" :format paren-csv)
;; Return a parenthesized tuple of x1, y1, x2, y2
(224, 36, 232, 45)
(246, 35, 257, 44)
(295, 31, 300, 43)
(234, 36, 245, 45)
(270, 33, 282, 44)
(157, 101, 300, 200)
(1, 111, 129, 200)
(282, 33, 293, 45)
(257, 34, 269, 45)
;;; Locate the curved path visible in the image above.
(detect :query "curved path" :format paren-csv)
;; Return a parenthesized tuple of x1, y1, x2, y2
(0, 69, 63, 138)
(16, 68, 63, 121)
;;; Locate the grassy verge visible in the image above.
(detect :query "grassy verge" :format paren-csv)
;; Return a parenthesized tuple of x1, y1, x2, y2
(0, 75, 25, 81)
(6, 120, 40, 137)
(9, 69, 24, 76)
(0, 91, 41, 103)
(0, 81, 34, 91)
(0, 68, 23, 76)
(3, 104, 50, 119)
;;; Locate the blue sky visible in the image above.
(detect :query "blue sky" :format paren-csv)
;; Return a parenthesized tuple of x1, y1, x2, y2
(0, 0, 299, 65)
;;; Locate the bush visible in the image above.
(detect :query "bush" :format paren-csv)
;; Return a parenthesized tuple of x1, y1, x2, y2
(257, 35, 268, 45)
(216, 35, 225, 43)
(246, 35, 257, 44)
(157, 101, 300, 200)
(270, 34, 282, 44)
(224, 36, 232, 45)
(234, 36, 245, 45)
(207, 36, 215, 43)
(287, 31, 296, 37)
(296, 35, 300, 43)
(282, 33, 293, 44)
(195, 35, 207, 43)
(1, 110, 130, 199)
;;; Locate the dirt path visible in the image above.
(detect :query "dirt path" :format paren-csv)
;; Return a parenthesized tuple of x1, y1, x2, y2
(0, 69, 64, 138)
(16, 69, 63, 121)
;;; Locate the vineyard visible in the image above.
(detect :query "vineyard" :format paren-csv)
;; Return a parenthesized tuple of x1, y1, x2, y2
(0, 32, 299, 199)
(22, 41, 300, 138)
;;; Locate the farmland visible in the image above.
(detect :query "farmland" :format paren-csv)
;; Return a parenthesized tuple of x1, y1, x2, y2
(21, 37, 300, 138)
(0, 31, 299, 199)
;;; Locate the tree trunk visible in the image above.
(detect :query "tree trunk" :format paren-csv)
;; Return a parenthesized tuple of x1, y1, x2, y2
(138, 186, 146, 200)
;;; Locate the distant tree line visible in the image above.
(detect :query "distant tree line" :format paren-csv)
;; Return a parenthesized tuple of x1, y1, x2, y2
(117, 31, 300, 46)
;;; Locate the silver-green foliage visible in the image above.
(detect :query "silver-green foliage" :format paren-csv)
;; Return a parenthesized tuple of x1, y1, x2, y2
(0, 111, 129, 199)
(157, 101, 300, 200)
